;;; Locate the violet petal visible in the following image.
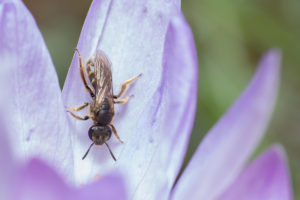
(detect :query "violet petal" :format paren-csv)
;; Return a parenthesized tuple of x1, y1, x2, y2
(218, 145, 293, 200)
(14, 159, 127, 200)
(0, 0, 73, 181)
(62, 1, 197, 199)
(172, 50, 281, 200)
(13, 159, 71, 200)
(73, 173, 127, 200)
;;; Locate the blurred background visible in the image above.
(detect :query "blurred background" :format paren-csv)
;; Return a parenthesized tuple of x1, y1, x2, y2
(23, 0, 300, 197)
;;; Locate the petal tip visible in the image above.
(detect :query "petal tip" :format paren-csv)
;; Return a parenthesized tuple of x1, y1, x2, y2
(260, 48, 282, 71)
(267, 144, 287, 160)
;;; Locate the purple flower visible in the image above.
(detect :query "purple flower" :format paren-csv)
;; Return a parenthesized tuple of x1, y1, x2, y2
(0, 0, 293, 199)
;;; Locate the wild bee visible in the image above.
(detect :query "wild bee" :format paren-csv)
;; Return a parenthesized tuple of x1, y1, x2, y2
(67, 49, 142, 161)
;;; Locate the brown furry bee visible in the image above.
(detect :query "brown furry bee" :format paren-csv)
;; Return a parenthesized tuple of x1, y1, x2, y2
(67, 49, 142, 161)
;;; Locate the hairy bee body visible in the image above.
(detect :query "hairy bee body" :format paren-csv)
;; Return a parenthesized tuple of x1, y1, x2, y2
(68, 49, 142, 161)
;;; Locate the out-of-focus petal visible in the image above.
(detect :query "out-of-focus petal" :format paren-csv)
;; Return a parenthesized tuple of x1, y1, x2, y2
(0, 0, 73, 181)
(62, 1, 197, 199)
(14, 159, 127, 200)
(73, 174, 127, 200)
(13, 159, 70, 200)
(218, 145, 293, 200)
(172, 50, 281, 200)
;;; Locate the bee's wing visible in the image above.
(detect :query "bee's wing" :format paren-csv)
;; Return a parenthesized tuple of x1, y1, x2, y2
(94, 50, 114, 108)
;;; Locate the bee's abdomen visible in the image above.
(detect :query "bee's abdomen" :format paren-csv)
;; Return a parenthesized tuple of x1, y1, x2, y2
(87, 60, 97, 89)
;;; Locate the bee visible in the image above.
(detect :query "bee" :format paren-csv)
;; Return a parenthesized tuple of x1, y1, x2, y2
(67, 49, 142, 161)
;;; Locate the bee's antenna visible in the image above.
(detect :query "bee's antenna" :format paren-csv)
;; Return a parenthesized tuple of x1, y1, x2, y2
(104, 142, 116, 161)
(82, 142, 95, 160)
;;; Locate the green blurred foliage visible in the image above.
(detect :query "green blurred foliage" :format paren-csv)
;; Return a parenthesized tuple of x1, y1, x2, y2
(23, 0, 300, 198)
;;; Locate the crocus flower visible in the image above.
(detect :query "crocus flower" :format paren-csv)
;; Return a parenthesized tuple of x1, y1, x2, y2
(0, 0, 293, 200)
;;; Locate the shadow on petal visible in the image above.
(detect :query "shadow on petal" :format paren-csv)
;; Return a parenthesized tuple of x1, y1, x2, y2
(0, 118, 14, 200)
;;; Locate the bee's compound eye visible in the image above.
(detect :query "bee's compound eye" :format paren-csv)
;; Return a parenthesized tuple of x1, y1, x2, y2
(88, 126, 101, 140)
(88, 126, 95, 141)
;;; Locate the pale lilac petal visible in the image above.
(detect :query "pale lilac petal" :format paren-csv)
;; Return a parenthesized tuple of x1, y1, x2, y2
(14, 159, 127, 200)
(218, 145, 293, 200)
(174, 0, 181, 8)
(62, 1, 197, 199)
(0, 0, 73, 181)
(62, 0, 112, 104)
(128, 10, 198, 200)
(172, 50, 281, 200)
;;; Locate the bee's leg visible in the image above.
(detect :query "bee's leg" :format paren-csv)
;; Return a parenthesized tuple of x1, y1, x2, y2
(67, 102, 89, 112)
(114, 73, 142, 99)
(75, 49, 95, 98)
(109, 124, 124, 143)
(67, 110, 90, 120)
(114, 95, 134, 104)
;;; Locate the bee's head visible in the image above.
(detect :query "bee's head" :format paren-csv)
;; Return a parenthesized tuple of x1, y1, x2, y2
(88, 125, 112, 145)
(82, 125, 116, 161)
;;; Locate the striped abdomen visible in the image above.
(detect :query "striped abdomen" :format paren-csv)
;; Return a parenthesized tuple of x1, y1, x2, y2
(87, 59, 97, 89)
